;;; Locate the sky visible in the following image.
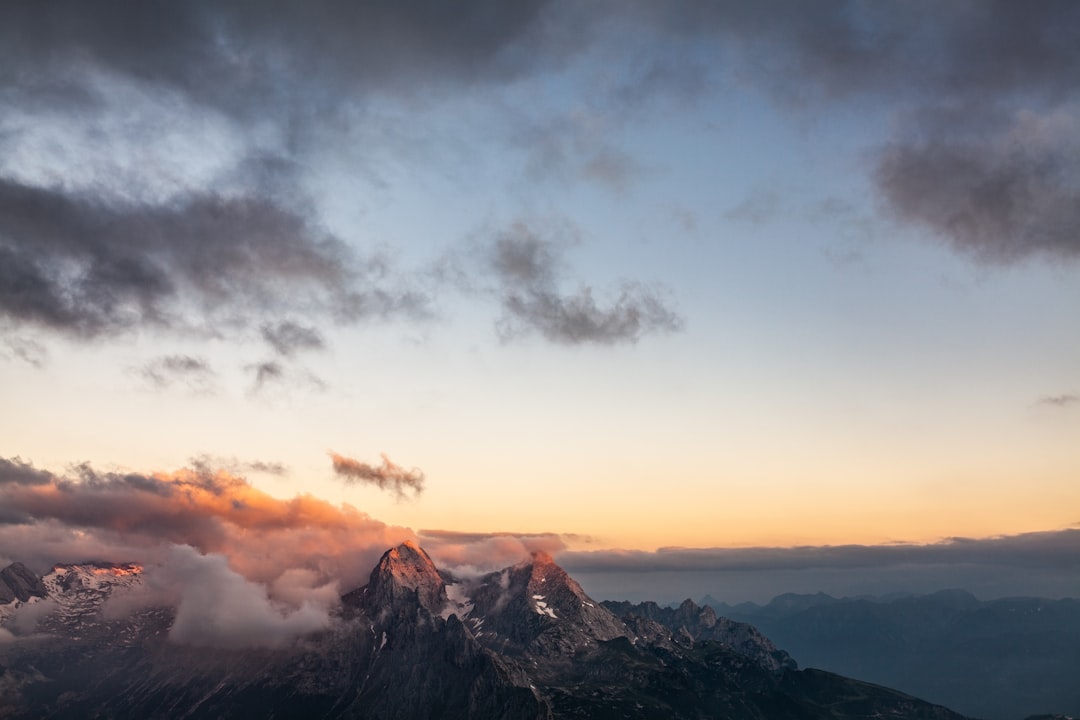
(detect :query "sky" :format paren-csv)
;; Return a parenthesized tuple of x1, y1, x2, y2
(1, 1, 1079, 607)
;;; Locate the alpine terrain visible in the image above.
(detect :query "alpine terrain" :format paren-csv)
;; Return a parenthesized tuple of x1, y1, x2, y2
(1, 543, 976, 719)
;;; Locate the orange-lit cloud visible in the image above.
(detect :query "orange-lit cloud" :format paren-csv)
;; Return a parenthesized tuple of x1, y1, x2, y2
(329, 451, 424, 499)
(0, 456, 414, 590)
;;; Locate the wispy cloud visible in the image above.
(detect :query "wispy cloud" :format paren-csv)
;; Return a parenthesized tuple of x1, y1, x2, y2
(136, 354, 215, 393)
(329, 452, 425, 499)
(485, 222, 682, 345)
(1038, 393, 1080, 408)
(260, 321, 325, 357)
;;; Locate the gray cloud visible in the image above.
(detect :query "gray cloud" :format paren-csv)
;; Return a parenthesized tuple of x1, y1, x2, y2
(0, 179, 428, 339)
(248, 361, 285, 392)
(0, 457, 53, 486)
(137, 355, 215, 393)
(329, 452, 425, 499)
(0, 1, 568, 118)
(876, 109, 1080, 264)
(1039, 393, 1080, 408)
(188, 455, 289, 478)
(487, 222, 682, 345)
(261, 321, 325, 357)
(560, 529, 1080, 603)
(561, 529, 1080, 574)
(1, 335, 46, 367)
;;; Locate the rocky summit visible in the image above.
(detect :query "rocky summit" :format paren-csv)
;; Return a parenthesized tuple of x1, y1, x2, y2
(0, 545, 975, 719)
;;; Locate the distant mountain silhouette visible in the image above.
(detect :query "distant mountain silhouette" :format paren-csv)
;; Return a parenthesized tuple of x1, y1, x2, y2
(705, 590, 1080, 720)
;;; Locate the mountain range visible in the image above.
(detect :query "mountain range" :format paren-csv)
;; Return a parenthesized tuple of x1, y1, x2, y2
(1, 543, 980, 719)
(705, 590, 1080, 720)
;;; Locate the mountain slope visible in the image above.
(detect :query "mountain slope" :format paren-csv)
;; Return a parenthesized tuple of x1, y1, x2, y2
(0, 552, 976, 719)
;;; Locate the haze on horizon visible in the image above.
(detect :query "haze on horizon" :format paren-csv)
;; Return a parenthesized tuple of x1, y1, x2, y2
(1, 1, 1078, 603)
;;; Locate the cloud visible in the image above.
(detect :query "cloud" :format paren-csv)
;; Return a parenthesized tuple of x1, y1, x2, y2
(188, 455, 288, 478)
(0, 179, 430, 340)
(559, 529, 1080, 603)
(261, 321, 324, 357)
(560, 529, 1080, 574)
(1, 335, 46, 367)
(0, 455, 414, 590)
(622, 2, 1080, 265)
(875, 107, 1080, 264)
(329, 452, 425, 500)
(485, 222, 682, 345)
(163, 545, 334, 649)
(418, 529, 570, 574)
(0, 1, 566, 118)
(0, 456, 53, 486)
(248, 360, 285, 391)
(1038, 393, 1080, 408)
(137, 354, 215, 393)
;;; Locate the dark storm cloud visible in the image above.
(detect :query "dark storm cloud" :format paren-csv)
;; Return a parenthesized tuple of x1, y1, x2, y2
(487, 223, 682, 345)
(329, 452, 425, 499)
(261, 321, 325, 357)
(137, 355, 215, 392)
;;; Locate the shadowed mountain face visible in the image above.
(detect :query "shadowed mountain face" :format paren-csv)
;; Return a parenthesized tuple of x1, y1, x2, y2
(0, 549, 975, 719)
(709, 590, 1080, 720)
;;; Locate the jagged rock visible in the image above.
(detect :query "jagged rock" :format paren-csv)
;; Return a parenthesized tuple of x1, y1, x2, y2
(0, 563, 47, 604)
(602, 597, 797, 672)
(361, 540, 449, 617)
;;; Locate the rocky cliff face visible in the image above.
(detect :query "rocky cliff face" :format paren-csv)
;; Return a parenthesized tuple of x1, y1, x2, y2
(602, 597, 797, 672)
(0, 549, 976, 720)
(0, 562, 47, 604)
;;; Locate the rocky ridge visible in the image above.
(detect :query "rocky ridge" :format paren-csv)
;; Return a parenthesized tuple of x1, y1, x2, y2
(0, 547, 976, 719)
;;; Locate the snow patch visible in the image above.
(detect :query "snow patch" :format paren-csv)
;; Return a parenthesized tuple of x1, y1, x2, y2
(533, 599, 558, 619)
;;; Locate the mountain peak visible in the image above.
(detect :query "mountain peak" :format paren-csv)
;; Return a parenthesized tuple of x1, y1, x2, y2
(365, 542, 447, 614)
(530, 549, 555, 565)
